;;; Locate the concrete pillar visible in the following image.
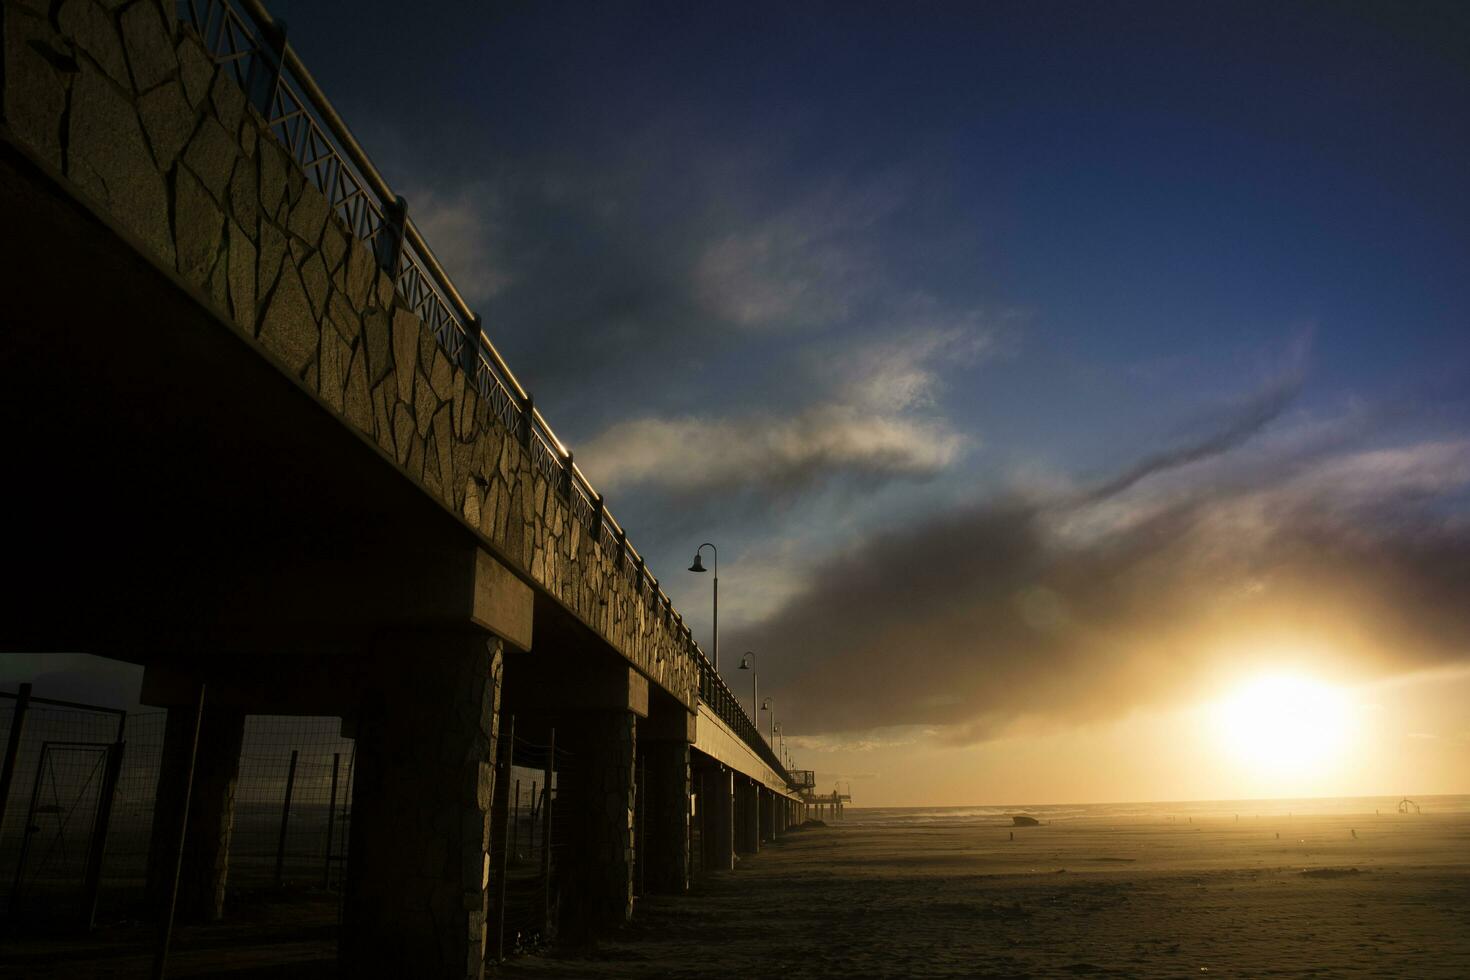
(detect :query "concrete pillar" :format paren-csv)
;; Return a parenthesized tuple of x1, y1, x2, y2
(735, 778, 759, 855)
(562, 710, 637, 931)
(146, 701, 244, 923)
(759, 788, 772, 842)
(702, 767, 734, 871)
(640, 739, 690, 893)
(340, 632, 503, 980)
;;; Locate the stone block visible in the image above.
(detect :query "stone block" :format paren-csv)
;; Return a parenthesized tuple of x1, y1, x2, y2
(3, 8, 74, 171)
(256, 218, 287, 299)
(301, 250, 329, 319)
(228, 154, 258, 229)
(257, 260, 318, 376)
(318, 328, 349, 413)
(322, 221, 348, 274)
(287, 183, 329, 247)
(391, 308, 419, 403)
(176, 33, 213, 107)
(59, 0, 130, 89)
(363, 307, 391, 382)
(137, 79, 192, 170)
(120, 0, 176, 92)
(344, 346, 373, 434)
(327, 289, 361, 343)
(173, 165, 223, 287)
(226, 219, 257, 331)
(414, 370, 437, 437)
(210, 67, 245, 134)
(344, 236, 376, 307)
(257, 136, 289, 216)
(67, 63, 175, 266)
(182, 115, 237, 202)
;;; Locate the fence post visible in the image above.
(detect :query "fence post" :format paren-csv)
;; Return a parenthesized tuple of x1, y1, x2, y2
(323, 752, 341, 889)
(274, 749, 299, 889)
(152, 683, 206, 980)
(0, 682, 32, 837)
(511, 778, 521, 865)
(82, 712, 128, 930)
(529, 780, 538, 853)
(541, 728, 555, 938)
(491, 716, 515, 961)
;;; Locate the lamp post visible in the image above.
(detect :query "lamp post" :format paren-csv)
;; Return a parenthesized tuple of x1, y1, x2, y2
(738, 652, 757, 721)
(688, 543, 718, 672)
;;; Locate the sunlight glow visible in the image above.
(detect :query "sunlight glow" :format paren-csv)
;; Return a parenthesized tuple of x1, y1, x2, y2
(1210, 673, 1354, 776)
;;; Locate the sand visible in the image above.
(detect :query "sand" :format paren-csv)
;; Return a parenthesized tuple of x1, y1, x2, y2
(503, 810, 1470, 978)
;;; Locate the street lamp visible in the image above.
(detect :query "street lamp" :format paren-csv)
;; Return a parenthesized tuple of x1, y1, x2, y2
(765, 700, 776, 745)
(688, 543, 717, 671)
(738, 652, 757, 721)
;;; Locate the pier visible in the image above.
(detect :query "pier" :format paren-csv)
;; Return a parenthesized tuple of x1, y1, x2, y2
(0, 1, 827, 974)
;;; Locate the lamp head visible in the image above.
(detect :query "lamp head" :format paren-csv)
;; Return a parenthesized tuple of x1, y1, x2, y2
(738, 653, 754, 670)
(761, 697, 772, 710)
(688, 553, 707, 573)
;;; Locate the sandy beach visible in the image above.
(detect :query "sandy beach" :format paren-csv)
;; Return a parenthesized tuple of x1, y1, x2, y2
(504, 804, 1470, 979)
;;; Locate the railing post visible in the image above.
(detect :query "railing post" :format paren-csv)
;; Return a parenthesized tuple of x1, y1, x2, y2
(592, 495, 606, 547)
(460, 314, 483, 379)
(374, 195, 408, 275)
(520, 395, 535, 450)
(243, 15, 288, 117)
(563, 452, 574, 500)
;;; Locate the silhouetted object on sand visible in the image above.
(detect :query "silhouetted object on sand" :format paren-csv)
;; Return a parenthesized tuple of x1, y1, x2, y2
(1398, 798, 1421, 814)
(1012, 815, 1040, 827)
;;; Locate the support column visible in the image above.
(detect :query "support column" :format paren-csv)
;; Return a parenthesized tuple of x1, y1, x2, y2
(701, 767, 734, 871)
(563, 710, 637, 931)
(340, 632, 503, 980)
(640, 739, 690, 893)
(759, 788, 772, 842)
(146, 701, 244, 922)
(736, 778, 759, 855)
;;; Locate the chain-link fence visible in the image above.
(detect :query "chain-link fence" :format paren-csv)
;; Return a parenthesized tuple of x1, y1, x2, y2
(488, 724, 572, 959)
(230, 715, 354, 891)
(0, 687, 357, 933)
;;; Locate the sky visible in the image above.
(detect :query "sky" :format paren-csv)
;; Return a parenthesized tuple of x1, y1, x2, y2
(9, 1, 1469, 805)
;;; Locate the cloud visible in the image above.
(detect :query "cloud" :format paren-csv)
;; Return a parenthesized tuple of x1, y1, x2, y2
(577, 323, 983, 501)
(1081, 329, 1312, 502)
(695, 181, 903, 330)
(403, 183, 514, 307)
(738, 404, 1470, 742)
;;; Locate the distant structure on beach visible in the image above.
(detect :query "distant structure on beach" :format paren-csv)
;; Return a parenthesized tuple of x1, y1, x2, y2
(1398, 798, 1422, 814)
(1012, 815, 1041, 827)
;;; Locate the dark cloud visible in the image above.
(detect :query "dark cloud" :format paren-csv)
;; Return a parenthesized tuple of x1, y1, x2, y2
(739, 422, 1470, 741)
(1082, 331, 1311, 502)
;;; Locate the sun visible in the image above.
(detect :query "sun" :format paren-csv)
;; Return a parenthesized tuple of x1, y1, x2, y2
(1210, 673, 1354, 776)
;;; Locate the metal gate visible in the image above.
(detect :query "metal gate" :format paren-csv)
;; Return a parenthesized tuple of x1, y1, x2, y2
(8, 740, 121, 923)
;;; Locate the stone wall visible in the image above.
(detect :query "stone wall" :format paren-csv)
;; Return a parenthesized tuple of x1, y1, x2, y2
(1, 0, 698, 709)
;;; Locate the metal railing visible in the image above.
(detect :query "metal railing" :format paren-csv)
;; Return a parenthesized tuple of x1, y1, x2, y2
(178, 0, 799, 792)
